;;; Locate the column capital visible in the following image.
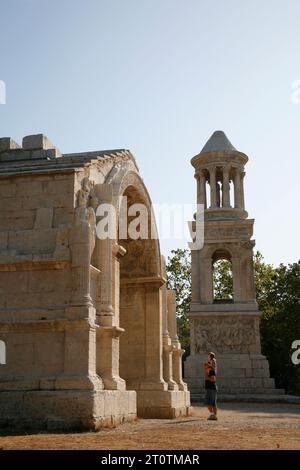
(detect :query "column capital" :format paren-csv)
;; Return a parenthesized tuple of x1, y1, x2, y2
(96, 325, 125, 338)
(232, 167, 245, 178)
(208, 165, 217, 175)
(112, 242, 126, 259)
(195, 168, 207, 179)
(222, 165, 230, 175)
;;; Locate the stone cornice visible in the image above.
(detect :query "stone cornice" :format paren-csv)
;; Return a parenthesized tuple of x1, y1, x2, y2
(120, 275, 165, 287)
(191, 150, 248, 170)
(0, 257, 70, 272)
(0, 149, 138, 178)
(0, 317, 96, 332)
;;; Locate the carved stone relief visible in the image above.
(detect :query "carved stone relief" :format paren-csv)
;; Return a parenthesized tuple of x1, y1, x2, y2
(194, 317, 258, 353)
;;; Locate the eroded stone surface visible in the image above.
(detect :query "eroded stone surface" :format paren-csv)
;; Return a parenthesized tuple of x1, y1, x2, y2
(0, 134, 190, 431)
(185, 131, 278, 396)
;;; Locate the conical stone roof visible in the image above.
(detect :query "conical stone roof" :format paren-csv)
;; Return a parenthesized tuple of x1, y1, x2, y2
(200, 130, 237, 154)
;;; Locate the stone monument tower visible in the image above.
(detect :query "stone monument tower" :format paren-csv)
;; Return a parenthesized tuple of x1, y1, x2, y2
(185, 131, 282, 397)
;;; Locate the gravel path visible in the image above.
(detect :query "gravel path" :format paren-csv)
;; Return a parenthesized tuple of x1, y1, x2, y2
(0, 403, 300, 450)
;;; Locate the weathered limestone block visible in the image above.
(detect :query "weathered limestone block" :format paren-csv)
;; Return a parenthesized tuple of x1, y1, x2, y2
(0, 390, 137, 431)
(16, 179, 44, 197)
(8, 228, 57, 254)
(34, 208, 53, 229)
(0, 182, 16, 198)
(22, 134, 61, 158)
(0, 134, 62, 161)
(0, 232, 8, 251)
(137, 390, 190, 419)
(0, 137, 21, 153)
(185, 351, 278, 395)
(0, 133, 190, 431)
(22, 134, 57, 152)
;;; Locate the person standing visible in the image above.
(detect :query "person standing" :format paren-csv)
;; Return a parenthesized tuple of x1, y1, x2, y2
(204, 352, 218, 420)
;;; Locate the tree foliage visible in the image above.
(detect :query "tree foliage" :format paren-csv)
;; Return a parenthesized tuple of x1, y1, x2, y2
(254, 253, 300, 394)
(166, 248, 300, 394)
(213, 259, 233, 300)
(166, 249, 191, 357)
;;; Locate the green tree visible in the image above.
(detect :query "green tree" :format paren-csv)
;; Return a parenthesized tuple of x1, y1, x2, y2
(213, 259, 233, 300)
(254, 253, 300, 394)
(166, 249, 191, 357)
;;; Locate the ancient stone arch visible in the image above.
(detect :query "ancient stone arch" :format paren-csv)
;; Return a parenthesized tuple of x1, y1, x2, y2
(0, 134, 190, 431)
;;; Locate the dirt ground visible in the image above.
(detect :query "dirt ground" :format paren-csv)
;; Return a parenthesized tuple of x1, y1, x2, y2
(0, 403, 300, 450)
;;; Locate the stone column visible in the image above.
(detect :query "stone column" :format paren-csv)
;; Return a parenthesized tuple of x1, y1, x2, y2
(96, 237, 114, 326)
(196, 170, 207, 209)
(69, 207, 94, 308)
(209, 167, 217, 208)
(95, 240, 126, 391)
(172, 349, 187, 391)
(240, 171, 245, 210)
(93, 183, 126, 391)
(60, 201, 103, 392)
(96, 325, 126, 390)
(241, 242, 257, 302)
(167, 290, 179, 344)
(231, 256, 242, 302)
(216, 182, 221, 207)
(246, 254, 256, 302)
(162, 282, 178, 391)
(200, 254, 213, 303)
(222, 166, 230, 207)
(142, 281, 167, 391)
(57, 319, 103, 391)
(167, 290, 187, 391)
(161, 256, 177, 390)
(233, 169, 241, 208)
(191, 249, 200, 302)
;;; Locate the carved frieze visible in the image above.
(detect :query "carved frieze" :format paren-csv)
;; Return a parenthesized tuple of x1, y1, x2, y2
(194, 317, 259, 354)
(204, 225, 252, 240)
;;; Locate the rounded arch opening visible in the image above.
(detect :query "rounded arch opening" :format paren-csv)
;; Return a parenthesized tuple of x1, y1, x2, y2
(118, 182, 162, 389)
(118, 184, 160, 280)
(212, 249, 233, 303)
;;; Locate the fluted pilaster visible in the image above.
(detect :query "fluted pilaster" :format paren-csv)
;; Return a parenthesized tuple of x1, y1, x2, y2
(209, 167, 217, 208)
(222, 166, 230, 207)
(196, 170, 207, 208)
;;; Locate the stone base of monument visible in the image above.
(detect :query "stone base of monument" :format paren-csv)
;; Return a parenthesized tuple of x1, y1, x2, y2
(0, 389, 137, 431)
(136, 390, 191, 419)
(189, 392, 300, 404)
(0, 382, 191, 430)
(185, 353, 283, 398)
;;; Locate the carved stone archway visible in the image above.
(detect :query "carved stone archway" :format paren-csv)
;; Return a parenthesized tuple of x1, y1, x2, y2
(118, 183, 165, 395)
(0, 136, 190, 430)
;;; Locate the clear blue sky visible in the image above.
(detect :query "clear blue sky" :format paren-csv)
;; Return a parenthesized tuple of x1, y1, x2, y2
(1, 0, 299, 265)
